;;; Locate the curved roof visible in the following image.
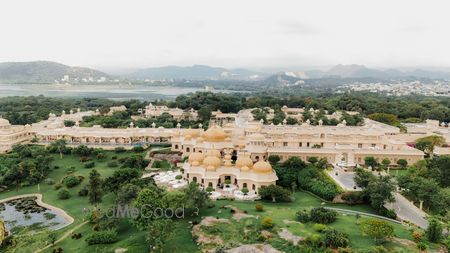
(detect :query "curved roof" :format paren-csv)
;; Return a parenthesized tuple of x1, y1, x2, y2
(203, 125, 227, 142)
(188, 152, 205, 165)
(0, 117, 11, 127)
(235, 155, 253, 169)
(203, 156, 222, 170)
(252, 160, 273, 174)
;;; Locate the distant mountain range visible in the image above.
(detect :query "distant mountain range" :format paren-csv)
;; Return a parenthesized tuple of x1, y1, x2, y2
(307, 64, 450, 79)
(0, 61, 108, 84)
(1, 61, 450, 84)
(130, 65, 265, 80)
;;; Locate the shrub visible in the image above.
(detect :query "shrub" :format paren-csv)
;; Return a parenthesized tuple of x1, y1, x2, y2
(378, 208, 396, 219)
(54, 184, 63, 190)
(44, 178, 55, 185)
(417, 242, 427, 251)
(111, 155, 117, 160)
(310, 207, 337, 224)
(132, 146, 145, 153)
(80, 156, 92, 162)
(412, 230, 423, 243)
(63, 175, 81, 188)
(261, 217, 274, 229)
(324, 229, 349, 249)
(85, 230, 118, 245)
(206, 186, 214, 192)
(241, 188, 249, 195)
(313, 223, 328, 233)
(107, 161, 118, 168)
(96, 153, 107, 160)
(224, 179, 231, 185)
(57, 189, 71, 200)
(175, 175, 182, 180)
(304, 234, 323, 248)
(298, 168, 341, 200)
(115, 147, 126, 153)
(426, 219, 442, 243)
(255, 203, 264, 212)
(78, 186, 89, 197)
(296, 210, 310, 223)
(84, 162, 95, 169)
(341, 191, 364, 205)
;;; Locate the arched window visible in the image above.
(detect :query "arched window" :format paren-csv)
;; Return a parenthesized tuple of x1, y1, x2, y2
(186, 147, 190, 152)
(243, 183, 247, 188)
(208, 182, 213, 187)
(252, 184, 256, 190)
(192, 177, 197, 183)
(175, 144, 179, 149)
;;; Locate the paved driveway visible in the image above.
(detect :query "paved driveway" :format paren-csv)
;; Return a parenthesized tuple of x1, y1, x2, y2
(328, 166, 429, 229)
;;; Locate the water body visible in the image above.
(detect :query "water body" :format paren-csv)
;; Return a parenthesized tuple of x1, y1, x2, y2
(0, 83, 230, 100)
(0, 198, 70, 233)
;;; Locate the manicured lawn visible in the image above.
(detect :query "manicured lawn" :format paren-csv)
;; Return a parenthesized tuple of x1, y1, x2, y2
(183, 192, 422, 252)
(0, 149, 427, 253)
(0, 149, 148, 253)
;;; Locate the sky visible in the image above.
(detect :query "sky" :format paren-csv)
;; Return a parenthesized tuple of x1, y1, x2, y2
(1, 0, 450, 70)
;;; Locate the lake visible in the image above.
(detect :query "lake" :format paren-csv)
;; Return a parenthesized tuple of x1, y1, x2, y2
(0, 83, 227, 100)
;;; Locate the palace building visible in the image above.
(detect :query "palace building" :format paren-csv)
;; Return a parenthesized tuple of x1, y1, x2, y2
(1, 105, 445, 192)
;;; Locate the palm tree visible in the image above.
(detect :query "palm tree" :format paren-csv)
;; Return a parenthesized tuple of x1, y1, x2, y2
(51, 139, 67, 159)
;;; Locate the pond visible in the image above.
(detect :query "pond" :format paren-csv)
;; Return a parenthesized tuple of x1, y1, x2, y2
(0, 196, 71, 233)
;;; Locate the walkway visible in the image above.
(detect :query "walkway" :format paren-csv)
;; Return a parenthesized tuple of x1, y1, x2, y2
(34, 221, 89, 253)
(328, 165, 361, 191)
(327, 168, 429, 229)
(385, 192, 428, 229)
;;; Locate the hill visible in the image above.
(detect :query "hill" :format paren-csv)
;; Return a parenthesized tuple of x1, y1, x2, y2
(0, 61, 109, 84)
(130, 64, 265, 80)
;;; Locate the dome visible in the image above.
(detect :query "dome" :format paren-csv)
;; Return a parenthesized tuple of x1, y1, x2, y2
(203, 125, 227, 142)
(241, 166, 251, 171)
(185, 134, 192, 141)
(196, 137, 204, 143)
(205, 149, 221, 158)
(0, 117, 11, 127)
(203, 156, 222, 170)
(252, 160, 273, 174)
(236, 155, 253, 169)
(188, 152, 204, 165)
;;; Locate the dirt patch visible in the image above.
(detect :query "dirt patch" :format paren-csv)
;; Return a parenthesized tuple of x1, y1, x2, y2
(282, 219, 301, 225)
(192, 216, 229, 252)
(226, 244, 282, 253)
(277, 228, 304, 246)
(391, 237, 416, 248)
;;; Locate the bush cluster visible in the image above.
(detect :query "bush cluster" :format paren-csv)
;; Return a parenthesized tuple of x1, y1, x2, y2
(85, 230, 118, 245)
(298, 168, 341, 200)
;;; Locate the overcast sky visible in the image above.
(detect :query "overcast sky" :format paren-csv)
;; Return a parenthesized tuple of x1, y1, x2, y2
(1, 0, 449, 70)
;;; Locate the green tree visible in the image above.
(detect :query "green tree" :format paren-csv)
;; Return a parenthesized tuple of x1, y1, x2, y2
(364, 156, 378, 169)
(426, 219, 442, 243)
(307, 156, 318, 164)
(396, 159, 408, 168)
(361, 219, 394, 244)
(50, 139, 67, 159)
(182, 182, 209, 210)
(259, 185, 291, 202)
(146, 219, 174, 253)
(268, 155, 281, 165)
(133, 187, 164, 230)
(88, 169, 103, 206)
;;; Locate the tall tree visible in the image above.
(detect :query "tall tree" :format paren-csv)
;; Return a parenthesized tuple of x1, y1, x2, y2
(88, 169, 103, 206)
(50, 139, 67, 159)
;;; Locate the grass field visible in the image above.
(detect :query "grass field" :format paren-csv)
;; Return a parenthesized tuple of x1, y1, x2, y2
(0, 149, 431, 253)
